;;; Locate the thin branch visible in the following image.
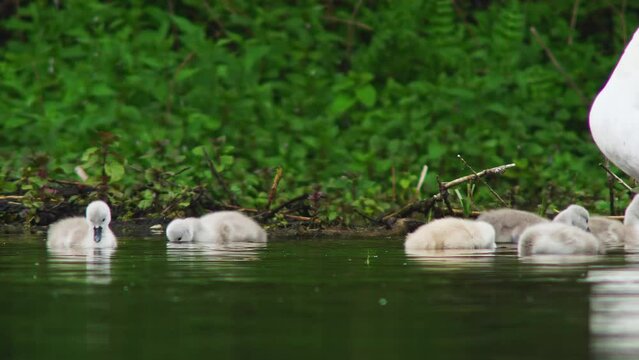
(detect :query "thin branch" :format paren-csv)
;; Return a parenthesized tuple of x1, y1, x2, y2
(166, 52, 196, 120)
(0, 195, 24, 200)
(415, 164, 428, 197)
(442, 163, 516, 188)
(599, 162, 633, 191)
(438, 176, 454, 215)
(529, 26, 588, 106)
(202, 147, 238, 206)
(354, 208, 380, 224)
(265, 167, 283, 210)
(256, 193, 309, 221)
(567, 0, 580, 45)
(166, 167, 191, 179)
(457, 155, 507, 206)
(224, 202, 314, 223)
(391, 166, 397, 202)
(383, 163, 516, 221)
(323, 15, 373, 31)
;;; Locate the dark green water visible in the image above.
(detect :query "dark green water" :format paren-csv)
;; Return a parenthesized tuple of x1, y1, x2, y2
(1, 235, 638, 360)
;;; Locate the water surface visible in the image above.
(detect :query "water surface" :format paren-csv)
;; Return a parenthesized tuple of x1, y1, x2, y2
(0, 235, 637, 359)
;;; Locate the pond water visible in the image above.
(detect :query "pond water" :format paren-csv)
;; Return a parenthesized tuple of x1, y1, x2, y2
(1, 235, 638, 359)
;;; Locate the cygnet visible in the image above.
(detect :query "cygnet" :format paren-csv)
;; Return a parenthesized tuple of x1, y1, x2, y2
(477, 208, 548, 244)
(404, 217, 496, 250)
(47, 200, 117, 249)
(166, 211, 267, 243)
(518, 205, 603, 256)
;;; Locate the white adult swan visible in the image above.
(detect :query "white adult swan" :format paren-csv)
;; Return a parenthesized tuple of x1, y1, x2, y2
(590, 27, 639, 180)
(518, 205, 603, 256)
(47, 200, 117, 248)
(166, 211, 267, 243)
(404, 218, 496, 250)
(624, 196, 639, 249)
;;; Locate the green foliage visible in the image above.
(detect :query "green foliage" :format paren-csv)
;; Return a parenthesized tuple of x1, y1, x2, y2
(1, 1, 638, 223)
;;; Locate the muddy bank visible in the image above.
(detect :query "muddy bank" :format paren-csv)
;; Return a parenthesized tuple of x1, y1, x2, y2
(0, 218, 422, 239)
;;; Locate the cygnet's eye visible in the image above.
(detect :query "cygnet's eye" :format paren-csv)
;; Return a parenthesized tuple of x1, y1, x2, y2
(177, 236, 182, 241)
(102, 218, 106, 222)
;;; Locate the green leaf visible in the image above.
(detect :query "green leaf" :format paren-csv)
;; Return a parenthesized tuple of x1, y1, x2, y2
(81, 147, 99, 162)
(355, 85, 377, 107)
(399, 178, 411, 190)
(220, 155, 234, 166)
(138, 199, 153, 210)
(191, 145, 205, 157)
(175, 68, 200, 82)
(329, 95, 355, 116)
(91, 84, 116, 97)
(105, 162, 125, 182)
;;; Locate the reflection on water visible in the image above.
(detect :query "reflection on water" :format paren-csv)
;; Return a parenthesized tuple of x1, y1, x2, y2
(404, 248, 496, 269)
(520, 255, 602, 265)
(165, 241, 267, 282)
(588, 264, 639, 359)
(166, 241, 266, 261)
(47, 247, 115, 285)
(3, 235, 635, 359)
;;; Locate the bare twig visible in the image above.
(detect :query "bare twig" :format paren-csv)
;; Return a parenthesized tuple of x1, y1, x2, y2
(256, 193, 310, 221)
(265, 167, 283, 210)
(346, 0, 364, 54)
(438, 176, 453, 215)
(224, 202, 314, 223)
(166, 167, 191, 179)
(530, 26, 588, 106)
(415, 164, 428, 197)
(0, 195, 24, 200)
(382, 163, 516, 221)
(457, 155, 507, 206)
(354, 208, 380, 224)
(167, 52, 196, 120)
(599, 162, 633, 192)
(202, 147, 238, 206)
(323, 15, 373, 31)
(567, 0, 580, 45)
(391, 166, 397, 202)
(442, 163, 516, 188)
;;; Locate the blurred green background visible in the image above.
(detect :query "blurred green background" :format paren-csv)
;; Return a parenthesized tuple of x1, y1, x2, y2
(1, 0, 638, 224)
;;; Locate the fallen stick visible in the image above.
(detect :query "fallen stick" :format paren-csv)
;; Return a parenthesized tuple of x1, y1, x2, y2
(382, 163, 516, 221)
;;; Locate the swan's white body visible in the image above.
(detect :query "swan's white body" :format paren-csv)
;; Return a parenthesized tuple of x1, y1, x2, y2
(624, 196, 639, 249)
(590, 27, 639, 180)
(47, 201, 117, 249)
(518, 205, 603, 256)
(477, 209, 548, 243)
(166, 211, 267, 243)
(404, 218, 496, 250)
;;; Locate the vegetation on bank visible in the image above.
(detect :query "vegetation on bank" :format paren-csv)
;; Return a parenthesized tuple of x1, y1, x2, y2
(1, 1, 638, 227)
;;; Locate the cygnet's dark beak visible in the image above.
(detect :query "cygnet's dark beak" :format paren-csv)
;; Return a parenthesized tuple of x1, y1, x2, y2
(94, 226, 103, 243)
